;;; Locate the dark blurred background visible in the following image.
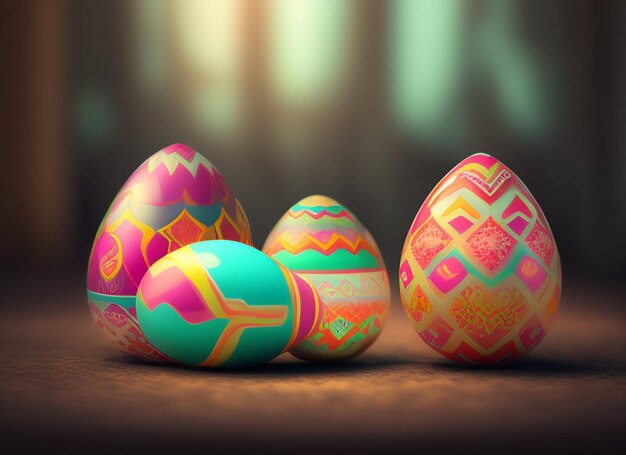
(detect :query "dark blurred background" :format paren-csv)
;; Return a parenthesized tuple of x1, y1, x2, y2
(1, 0, 625, 294)
(1, 3, 625, 452)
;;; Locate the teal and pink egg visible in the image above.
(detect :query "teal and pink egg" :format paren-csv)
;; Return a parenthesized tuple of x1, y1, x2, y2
(87, 143, 252, 360)
(136, 240, 322, 368)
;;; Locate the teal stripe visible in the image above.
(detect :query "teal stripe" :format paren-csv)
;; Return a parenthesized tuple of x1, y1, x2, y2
(87, 290, 136, 309)
(186, 204, 223, 228)
(273, 249, 381, 271)
(424, 247, 533, 287)
(292, 203, 344, 214)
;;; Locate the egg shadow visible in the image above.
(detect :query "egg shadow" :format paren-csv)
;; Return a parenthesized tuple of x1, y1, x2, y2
(429, 355, 626, 378)
(104, 351, 626, 378)
(104, 354, 417, 377)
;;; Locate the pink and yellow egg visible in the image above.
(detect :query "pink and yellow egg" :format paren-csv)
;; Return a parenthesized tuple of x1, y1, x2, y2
(399, 153, 561, 365)
(87, 143, 252, 360)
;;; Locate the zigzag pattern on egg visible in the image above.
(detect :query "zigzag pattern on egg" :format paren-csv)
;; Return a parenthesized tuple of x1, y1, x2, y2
(263, 195, 390, 361)
(264, 229, 380, 258)
(400, 153, 561, 365)
(87, 144, 253, 361)
(288, 206, 355, 220)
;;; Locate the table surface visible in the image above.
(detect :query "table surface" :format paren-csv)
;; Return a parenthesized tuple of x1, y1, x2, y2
(1, 282, 625, 453)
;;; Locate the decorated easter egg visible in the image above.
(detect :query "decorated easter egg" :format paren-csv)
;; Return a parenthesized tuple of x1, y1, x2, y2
(263, 195, 390, 361)
(87, 143, 252, 360)
(136, 240, 322, 368)
(399, 153, 561, 365)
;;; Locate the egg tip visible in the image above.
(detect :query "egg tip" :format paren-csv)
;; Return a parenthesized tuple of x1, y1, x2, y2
(467, 152, 494, 159)
(297, 194, 341, 208)
(160, 142, 197, 156)
(460, 152, 508, 169)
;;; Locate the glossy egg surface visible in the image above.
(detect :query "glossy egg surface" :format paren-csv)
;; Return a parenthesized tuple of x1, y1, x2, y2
(87, 143, 252, 360)
(137, 240, 321, 368)
(400, 153, 561, 365)
(264, 195, 390, 361)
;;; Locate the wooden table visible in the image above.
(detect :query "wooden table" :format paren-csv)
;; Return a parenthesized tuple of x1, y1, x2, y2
(1, 282, 625, 453)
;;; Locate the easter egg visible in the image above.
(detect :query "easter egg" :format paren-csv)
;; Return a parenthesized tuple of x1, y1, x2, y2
(136, 240, 322, 368)
(399, 153, 561, 365)
(87, 143, 252, 360)
(263, 195, 390, 361)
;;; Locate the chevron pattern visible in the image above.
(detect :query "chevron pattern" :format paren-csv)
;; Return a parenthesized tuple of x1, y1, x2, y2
(264, 195, 390, 361)
(87, 144, 252, 361)
(263, 197, 382, 263)
(400, 154, 561, 365)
